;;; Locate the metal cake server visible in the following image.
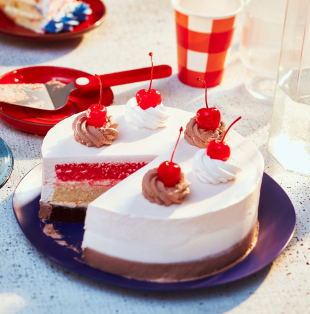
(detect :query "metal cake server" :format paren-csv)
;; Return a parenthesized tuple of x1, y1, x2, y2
(0, 65, 172, 110)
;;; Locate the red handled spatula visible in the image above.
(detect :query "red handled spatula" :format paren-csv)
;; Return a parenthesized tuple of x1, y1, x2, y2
(0, 65, 172, 110)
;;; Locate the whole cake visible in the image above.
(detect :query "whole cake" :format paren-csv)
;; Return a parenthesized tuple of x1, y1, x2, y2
(40, 61, 264, 282)
(0, 0, 91, 33)
(40, 104, 263, 280)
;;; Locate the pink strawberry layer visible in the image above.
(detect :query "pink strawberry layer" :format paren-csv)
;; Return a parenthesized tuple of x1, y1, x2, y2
(55, 162, 148, 182)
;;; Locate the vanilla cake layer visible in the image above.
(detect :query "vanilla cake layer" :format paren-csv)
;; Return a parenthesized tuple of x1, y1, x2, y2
(40, 105, 264, 281)
(51, 181, 117, 205)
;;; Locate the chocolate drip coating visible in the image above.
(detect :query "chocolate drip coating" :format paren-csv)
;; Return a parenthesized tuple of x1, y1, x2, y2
(142, 168, 190, 206)
(184, 117, 226, 148)
(72, 113, 119, 148)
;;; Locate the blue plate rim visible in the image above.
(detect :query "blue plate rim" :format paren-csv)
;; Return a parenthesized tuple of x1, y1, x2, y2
(12, 164, 296, 291)
(0, 137, 13, 189)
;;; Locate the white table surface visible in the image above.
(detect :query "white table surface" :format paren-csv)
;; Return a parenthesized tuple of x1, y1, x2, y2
(0, 1, 309, 313)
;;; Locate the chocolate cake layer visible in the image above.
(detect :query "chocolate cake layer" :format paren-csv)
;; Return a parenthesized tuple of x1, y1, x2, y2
(83, 220, 259, 282)
(39, 202, 86, 223)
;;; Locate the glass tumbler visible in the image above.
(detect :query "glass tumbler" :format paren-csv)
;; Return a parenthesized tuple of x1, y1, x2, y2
(268, 0, 310, 176)
(240, 0, 287, 99)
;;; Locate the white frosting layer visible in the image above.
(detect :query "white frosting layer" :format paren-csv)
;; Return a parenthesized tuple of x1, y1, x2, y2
(192, 149, 242, 185)
(125, 97, 170, 130)
(41, 105, 264, 264)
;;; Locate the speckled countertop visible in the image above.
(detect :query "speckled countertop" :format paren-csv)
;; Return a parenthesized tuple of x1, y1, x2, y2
(0, 0, 309, 313)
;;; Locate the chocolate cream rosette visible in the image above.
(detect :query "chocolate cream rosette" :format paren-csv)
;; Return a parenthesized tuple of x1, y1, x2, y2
(184, 78, 226, 148)
(72, 75, 119, 148)
(142, 127, 190, 206)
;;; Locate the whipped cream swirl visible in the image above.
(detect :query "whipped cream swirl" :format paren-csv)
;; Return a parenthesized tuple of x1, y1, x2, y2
(142, 168, 190, 206)
(192, 149, 242, 185)
(125, 97, 170, 130)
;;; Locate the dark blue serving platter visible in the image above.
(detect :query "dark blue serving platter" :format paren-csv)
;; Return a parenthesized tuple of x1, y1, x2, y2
(0, 137, 13, 188)
(13, 164, 296, 291)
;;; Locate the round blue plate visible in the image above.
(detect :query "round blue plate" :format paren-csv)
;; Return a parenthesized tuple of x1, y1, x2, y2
(13, 164, 296, 291)
(0, 137, 13, 188)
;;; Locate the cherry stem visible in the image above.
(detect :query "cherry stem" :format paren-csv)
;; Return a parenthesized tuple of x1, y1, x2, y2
(95, 74, 102, 109)
(148, 52, 153, 92)
(197, 78, 208, 108)
(170, 127, 183, 163)
(221, 116, 242, 143)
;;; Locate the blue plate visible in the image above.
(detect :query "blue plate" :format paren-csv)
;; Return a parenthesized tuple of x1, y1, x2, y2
(12, 164, 296, 291)
(0, 137, 13, 188)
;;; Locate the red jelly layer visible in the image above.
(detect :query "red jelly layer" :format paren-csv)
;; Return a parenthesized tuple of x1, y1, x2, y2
(55, 162, 148, 182)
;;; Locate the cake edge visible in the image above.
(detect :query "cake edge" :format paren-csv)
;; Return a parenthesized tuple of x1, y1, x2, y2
(82, 220, 259, 282)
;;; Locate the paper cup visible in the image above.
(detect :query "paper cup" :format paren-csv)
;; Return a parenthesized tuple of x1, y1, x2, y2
(172, 0, 243, 88)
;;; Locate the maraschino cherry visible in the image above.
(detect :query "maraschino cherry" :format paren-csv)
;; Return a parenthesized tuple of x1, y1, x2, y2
(136, 52, 162, 110)
(196, 78, 221, 131)
(158, 127, 183, 187)
(86, 74, 107, 128)
(207, 116, 242, 161)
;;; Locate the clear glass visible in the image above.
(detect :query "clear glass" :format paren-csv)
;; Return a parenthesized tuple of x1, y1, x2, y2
(240, 0, 287, 99)
(268, 0, 310, 176)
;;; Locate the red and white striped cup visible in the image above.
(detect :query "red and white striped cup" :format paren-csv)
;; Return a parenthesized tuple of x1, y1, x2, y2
(172, 0, 243, 88)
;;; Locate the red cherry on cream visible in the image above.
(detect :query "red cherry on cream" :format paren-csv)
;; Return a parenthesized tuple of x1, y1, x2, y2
(158, 161, 181, 187)
(196, 78, 221, 131)
(207, 116, 242, 161)
(158, 127, 183, 187)
(136, 89, 161, 110)
(136, 52, 162, 110)
(207, 140, 231, 162)
(86, 104, 107, 128)
(86, 74, 107, 128)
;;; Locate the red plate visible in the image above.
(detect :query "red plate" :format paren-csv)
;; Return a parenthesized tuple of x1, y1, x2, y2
(0, 0, 106, 41)
(0, 66, 114, 136)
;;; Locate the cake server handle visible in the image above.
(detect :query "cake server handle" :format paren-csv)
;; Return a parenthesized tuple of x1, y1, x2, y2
(74, 65, 172, 92)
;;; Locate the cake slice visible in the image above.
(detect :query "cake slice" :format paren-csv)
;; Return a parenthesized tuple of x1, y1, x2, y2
(0, 0, 90, 33)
